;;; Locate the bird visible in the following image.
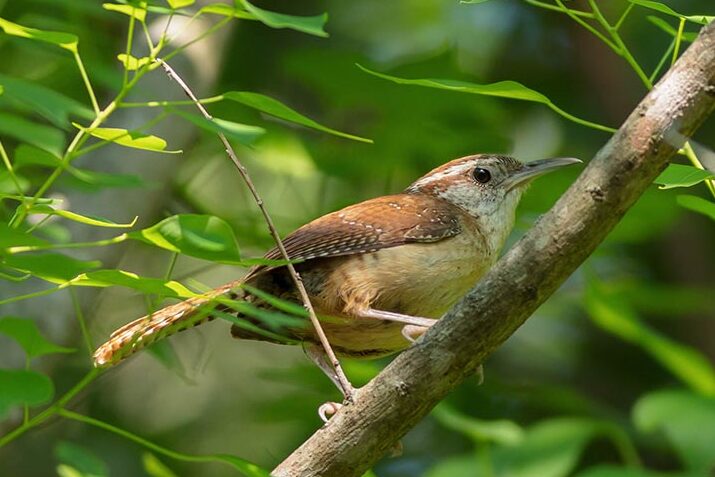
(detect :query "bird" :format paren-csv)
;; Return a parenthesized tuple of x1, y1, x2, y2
(93, 154, 579, 416)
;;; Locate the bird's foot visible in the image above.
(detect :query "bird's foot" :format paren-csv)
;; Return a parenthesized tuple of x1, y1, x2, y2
(318, 401, 343, 423)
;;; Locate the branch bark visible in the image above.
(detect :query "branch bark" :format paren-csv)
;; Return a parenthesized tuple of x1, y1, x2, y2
(273, 21, 715, 477)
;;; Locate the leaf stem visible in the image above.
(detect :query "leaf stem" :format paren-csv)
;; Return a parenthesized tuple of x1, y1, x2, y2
(524, 0, 593, 18)
(553, 0, 619, 52)
(547, 104, 617, 133)
(614, 3, 634, 31)
(587, 0, 652, 89)
(119, 96, 225, 108)
(682, 142, 715, 198)
(0, 139, 25, 199)
(7, 233, 129, 254)
(649, 38, 675, 84)
(74, 51, 100, 116)
(56, 409, 263, 474)
(70, 288, 94, 358)
(671, 18, 685, 66)
(123, 14, 137, 87)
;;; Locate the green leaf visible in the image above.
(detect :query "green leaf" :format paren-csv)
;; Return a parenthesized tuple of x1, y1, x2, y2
(63, 168, 145, 190)
(0, 17, 78, 52)
(102, 3, 147, 21)
(677, 194, 715, 221)
(357, 65, 615, 133)
(491, 418, 606, 477)
(116, 53, 150, 71)
(166, 0, 194, 8)
(0, 112, 65, 156)
(197, 4, 255, 20)
(14, 144, 62, 168)
(0, 316, 74, 358)
(25, 204, 138, 228)
(142, 453, 178, 477)
(75, 124, 180, 153)
(647, 16, 698, 42)
(55, 442, 108, 477)
(628, 0, 713, 25)
(0, 223, 49, 251)
(171, 110, 265, 145)
(14, 145, 145, 189)
(72, 270, 195, 298)
(238, 0, 328, 37)
(129, 214, 241, 263)
(0, 369, 54, 418)
(0, 74, 93, 127)
(432, 404, 524, 445)
(633, 390, 715, 472)
(2, 253, 101, 283)
(585, 279, 715, 396)
(654, 164, 714, 189)
(223, 91, 372, 143)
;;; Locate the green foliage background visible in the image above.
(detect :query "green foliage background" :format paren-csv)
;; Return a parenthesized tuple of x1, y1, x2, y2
(0, 1, 714, 476)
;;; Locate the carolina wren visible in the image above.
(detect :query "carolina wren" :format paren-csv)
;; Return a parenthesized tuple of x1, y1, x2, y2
(94, 154, 579, 381)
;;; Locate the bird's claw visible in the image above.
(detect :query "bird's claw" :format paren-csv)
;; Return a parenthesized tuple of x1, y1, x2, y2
(318, 401, 343, 423)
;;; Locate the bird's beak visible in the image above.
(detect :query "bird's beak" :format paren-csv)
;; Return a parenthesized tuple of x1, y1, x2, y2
(503, 157, 582, 191)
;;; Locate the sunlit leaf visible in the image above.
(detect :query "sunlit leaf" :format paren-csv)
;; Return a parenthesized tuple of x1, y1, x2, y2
(0, 316, 74, 358)
(0, 113, 65, 156)
(0, 223, 49, 251)
(143, 453, 178, 477)
(171, 110, 265, 145)
(654, 164, 714, 189)
(102, 3, 147, 22)
(57, 465, 84, 477)
(0, 74, 93, 127)
(628, 0, 713, 25)
(432, 404, 524, 445)
(2, 253, 101, 283)
(116, 53, 150, 71)
(647, 16, 698, 42)
(634, 390, 715, 472)
(129, 214, 241, 263)
(72, 270, 196, 298)
(0, 369, 54, 418)
(224, 91, 372, 143)
(75, 124, 180, 153)
(55, 442, 108, 477)
(166, 0, 194, 8)
(25, 204, 138, 228)
(357, 65, 615, 133)
(197, 4, 254, 20)
(585, 279, 715, 396)
(0, 17, 78, 52)
(677, 194, 715, 221)
(238, 0, 328, 37)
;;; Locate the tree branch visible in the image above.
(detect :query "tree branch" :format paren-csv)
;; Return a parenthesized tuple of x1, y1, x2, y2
(273, 20, 715, 477)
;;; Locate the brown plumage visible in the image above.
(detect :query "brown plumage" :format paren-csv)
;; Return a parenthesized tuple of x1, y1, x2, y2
(93, 154, 545, 367)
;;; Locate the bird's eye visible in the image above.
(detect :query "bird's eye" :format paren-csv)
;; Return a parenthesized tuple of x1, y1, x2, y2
(472, 167, 491, 184)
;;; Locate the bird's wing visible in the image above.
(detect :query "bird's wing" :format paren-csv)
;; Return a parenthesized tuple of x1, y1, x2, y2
(259, 193, 462, 267)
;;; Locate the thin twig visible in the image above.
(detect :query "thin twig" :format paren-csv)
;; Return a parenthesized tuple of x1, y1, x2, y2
(154, 58, 355, 402)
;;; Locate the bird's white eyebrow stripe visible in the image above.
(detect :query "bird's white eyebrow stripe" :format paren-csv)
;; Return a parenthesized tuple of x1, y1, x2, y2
(411, 162, 475, 188)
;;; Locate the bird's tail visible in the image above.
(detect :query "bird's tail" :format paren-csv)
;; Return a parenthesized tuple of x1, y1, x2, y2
(93, 280, 244, 367)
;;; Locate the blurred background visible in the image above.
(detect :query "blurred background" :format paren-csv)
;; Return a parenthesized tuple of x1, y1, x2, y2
(0, 0, 714, 476)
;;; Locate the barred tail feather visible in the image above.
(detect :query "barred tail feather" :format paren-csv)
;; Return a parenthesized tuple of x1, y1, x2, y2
(93, 280, 244, 367)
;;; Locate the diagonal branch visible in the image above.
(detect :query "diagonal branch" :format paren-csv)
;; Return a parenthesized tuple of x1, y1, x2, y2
(273, 21, 715, 477)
